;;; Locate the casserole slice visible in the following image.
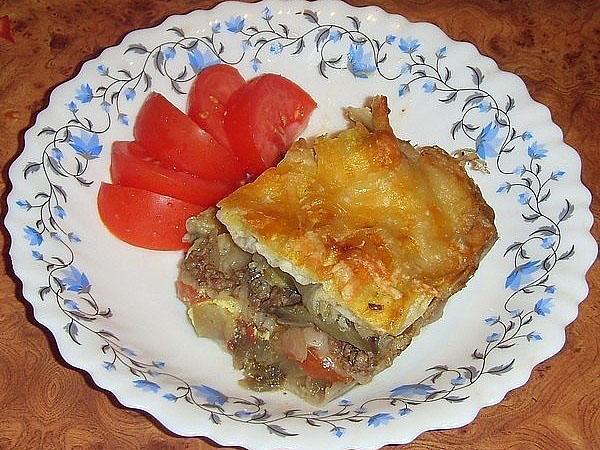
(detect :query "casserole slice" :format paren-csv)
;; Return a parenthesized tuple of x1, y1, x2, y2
(178, 96, 497, 404)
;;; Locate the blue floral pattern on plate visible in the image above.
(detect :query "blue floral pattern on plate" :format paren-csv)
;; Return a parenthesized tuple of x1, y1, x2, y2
(5, 1, 595, 447)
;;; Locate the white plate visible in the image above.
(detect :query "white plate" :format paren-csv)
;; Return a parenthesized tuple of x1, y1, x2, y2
(5, 1, 596, 449)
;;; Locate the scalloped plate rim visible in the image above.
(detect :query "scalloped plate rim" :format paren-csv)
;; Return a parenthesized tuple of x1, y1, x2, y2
(4, 1, 597, 449)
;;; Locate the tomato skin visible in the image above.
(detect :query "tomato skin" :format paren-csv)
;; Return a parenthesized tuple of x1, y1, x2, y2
(299, 348, 351, 384)
(176, 281, 209, 305)
(134, 93, 245, 183)
(97, 182, 204, 250)
(224, 74, 317, 176)
(188, 65, 245, 148)
(110, 141, 236, 206)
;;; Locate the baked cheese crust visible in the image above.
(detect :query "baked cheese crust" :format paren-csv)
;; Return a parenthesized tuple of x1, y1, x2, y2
(218, 96, 497, 336)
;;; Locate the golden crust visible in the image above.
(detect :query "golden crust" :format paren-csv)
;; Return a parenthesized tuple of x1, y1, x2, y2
(218, 96, 497, 335)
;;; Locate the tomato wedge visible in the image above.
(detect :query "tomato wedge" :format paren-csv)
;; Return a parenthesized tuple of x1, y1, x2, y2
(134, 93, 246, 183)
(224, 74, 317, 176)
(299, 348, 351, 384)
(188, 64, 245, 148)
(97, 183, 204, 250)
(110, 141, 236, 206)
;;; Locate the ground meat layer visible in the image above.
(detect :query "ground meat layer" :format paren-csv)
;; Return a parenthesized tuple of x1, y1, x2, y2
(179, 210, 384, 394)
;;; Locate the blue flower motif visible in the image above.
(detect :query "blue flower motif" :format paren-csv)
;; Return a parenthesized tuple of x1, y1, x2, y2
(534, 298, 553, 316)
(398, 407, 412, 416)
(50, 147, 63, 161)
(398, 84, 410, 97)
(541, 236, 555, 249)
(475, 122, 500, 159)
(518, 192, 531, 205)
(124, 88, 136, 101)
(528, 142, 547, 159)
(545, 285, 556, 294)
(270, 42, 283, 54)
(97, 64, 109, 75)
(163, 393, 178, 402)
(53, 205, 66, 219)
(527, 331, 542, 341)
(484, 316, 500, 325)
(152, 360, 165, 368)
(163, 46, 176, 60)
(188, 48, 205, 73)
(398, 37, 420, 54)
(486, 332, 501, 342)
(102, 361, 116, 371)
(368, 413, 394, 427)
(550, 170, 565, 181)
(510, 309, 523, 318)
(188, 47, 217, 73)
(496, 182, 511, 193)
(62, 266, 91, 293)
(63, 299, 79, 311)
(100, 101, 111, 113)
(347, 43, 375, 78)
(69, 131, 102, 160)
(241, 39, 252, 51)
(118, 113, 129, 126)
(133, 380, 160, 393)
(385, 34, 396, 44)
(68, 232, 81, 243)
(67, 101, 78, 113)
(24, 226, 43, 246)
(505, 260, 541, 290)
(338, 399, 352, 406)
(16, 200, 30, 209)
(251, 57, 261, 73)
(478, 102, 491, 112)
(331, 426, 346, 437)
(31, 250, 43, 260)
(451, 376, 467, 385)
(329, 29, 342, 42)
(521, 131, 533, 141)
(422, 81, 437, 93)
(225, 16, 245, 33)
(75, 83, 93, 103)
(513, 165, 527, 176)
(212, 22, 221, 34)
(436, 46, 447, 58)
(399, 62, 411, 75)
(390, 383, 435, 397)
(262, 6, 273, 21)
(121, 347, 136, 357)
(192, 385, 228, 406)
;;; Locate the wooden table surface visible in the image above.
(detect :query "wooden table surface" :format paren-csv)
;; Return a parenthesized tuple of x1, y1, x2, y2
(0, 0, 598, 449)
